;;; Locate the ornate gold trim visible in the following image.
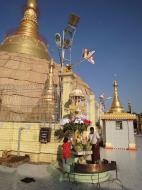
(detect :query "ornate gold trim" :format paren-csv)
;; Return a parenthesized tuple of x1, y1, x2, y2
(101, 112, 136, 120)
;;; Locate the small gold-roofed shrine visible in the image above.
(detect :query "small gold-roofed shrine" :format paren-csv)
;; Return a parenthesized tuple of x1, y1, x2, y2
(101, 81, 136, 150)
(61, 71, 96, 125)
(69, 87, 86, 115)
(101, 112, 136, 120)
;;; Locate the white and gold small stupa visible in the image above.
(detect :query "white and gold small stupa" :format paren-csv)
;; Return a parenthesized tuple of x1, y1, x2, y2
(101, 80, 136, 150)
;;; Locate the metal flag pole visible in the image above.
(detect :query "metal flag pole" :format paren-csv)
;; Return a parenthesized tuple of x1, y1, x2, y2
(59, 30, 65, 120)
(55, 13, 80, 120)
(76, 48, 84, 73)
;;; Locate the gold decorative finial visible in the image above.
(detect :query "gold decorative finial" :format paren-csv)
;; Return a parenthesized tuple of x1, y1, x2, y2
(109, 80, 124, 113)
(0, 0, 50, 60)
(42, 58, 55, 100)
(128, 100, 132, 113)
(49, 58, 54, 88)
(16, 0, 38, 38)
(28, 0, 37, 9)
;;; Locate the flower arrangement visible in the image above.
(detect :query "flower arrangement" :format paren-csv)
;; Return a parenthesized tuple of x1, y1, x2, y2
(60, 116, 91, 135)
(55, 116, 92, 148)
(63, 122, 88, 134)
(73, 142, 92, 152)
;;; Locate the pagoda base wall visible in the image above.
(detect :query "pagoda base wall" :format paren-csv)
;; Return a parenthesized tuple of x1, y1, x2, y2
(0, 122, 62, 163)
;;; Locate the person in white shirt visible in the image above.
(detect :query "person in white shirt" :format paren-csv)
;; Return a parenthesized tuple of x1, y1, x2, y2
(89, 127, 100, 164)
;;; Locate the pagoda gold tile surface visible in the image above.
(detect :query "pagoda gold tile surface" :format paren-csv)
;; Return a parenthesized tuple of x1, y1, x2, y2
(0, 51, 60, 120)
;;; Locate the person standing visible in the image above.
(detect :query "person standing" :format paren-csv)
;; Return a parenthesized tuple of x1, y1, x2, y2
(62, 137, 71, 167)
(89, 127, 100, 164)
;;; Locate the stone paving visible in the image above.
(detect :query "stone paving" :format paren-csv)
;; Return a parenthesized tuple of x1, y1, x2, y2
(0, 135, 142, 190)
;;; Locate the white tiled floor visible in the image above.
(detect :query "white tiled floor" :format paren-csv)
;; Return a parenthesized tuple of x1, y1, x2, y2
(0, 135, 141, 190)
(101, 135, 142, 190)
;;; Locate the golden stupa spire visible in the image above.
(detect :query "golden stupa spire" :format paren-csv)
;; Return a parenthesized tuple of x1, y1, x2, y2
(0, 0, 50, 60)
(43, 58, 55, 101)
(128, 100, 132, 113)
(109, 80, 124, 113)
(16, 0, 38, 38)
(40, 58, 55, 121)
(28, 0, 37, 9)
(48, 58, 54, 89)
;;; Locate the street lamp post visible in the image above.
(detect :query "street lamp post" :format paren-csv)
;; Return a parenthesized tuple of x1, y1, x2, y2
(55, 13, 80, 120)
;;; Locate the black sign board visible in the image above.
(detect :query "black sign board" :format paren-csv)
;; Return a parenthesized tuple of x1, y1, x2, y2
(39, 127, 51, 143)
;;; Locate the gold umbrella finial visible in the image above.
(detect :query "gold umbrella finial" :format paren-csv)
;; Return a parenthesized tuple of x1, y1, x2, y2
(27, 0, 37, 9)
(109, 80, 124, 113)
(49, 58, 54, 88)
(16, 0, 38, 38)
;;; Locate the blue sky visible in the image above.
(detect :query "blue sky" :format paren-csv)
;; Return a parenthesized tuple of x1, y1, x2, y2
(0, 0, 142, 113)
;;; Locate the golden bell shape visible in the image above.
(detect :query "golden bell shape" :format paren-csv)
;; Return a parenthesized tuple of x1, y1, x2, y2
(28, 0, 37, 9)
(109, 80, 124, 113)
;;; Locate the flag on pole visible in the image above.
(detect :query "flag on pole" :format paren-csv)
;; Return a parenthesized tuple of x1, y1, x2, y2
(99, 93, 105, 111)
(99, 93, 105, 102)
(83, 48, 95, 64)
(105, 96, 112, 100)
(99, 93, 112, 112)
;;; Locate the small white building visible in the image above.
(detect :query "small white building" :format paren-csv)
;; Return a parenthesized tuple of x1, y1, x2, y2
(101, 81, 136, 150)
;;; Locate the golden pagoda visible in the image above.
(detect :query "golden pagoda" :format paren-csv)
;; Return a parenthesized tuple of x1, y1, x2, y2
(0, 0, 58, 121)
(101, 80, 136, 120)
(0, 0, 97, 162)
(0, 0, 50, 60)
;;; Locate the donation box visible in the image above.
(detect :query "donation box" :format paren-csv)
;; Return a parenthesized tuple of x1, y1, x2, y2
(39, 127, 51, 143)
